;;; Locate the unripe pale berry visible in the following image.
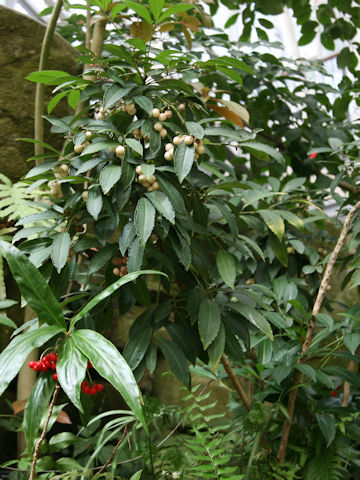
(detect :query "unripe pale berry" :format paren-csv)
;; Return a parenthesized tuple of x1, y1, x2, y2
(138, 174, 145, 183)
(194, 153, 199, 160)
(85, 130, 92, 139)
(125, 104, 136, 115)
(143, 181, 150, 188)
(173, 136, 181, 145)
(164, 151, 173, 161)
(74, 144, 85, 153)
(147, 186, 154, 192)
(154, 122, 163, 132)
(148, 174, 156, 184)
(82, 191, 88, 201)
(179, 103, 186, 111)
(109, 146, 116, 153)
(165, 143, 173, 151)
(159, 128, 168, 138)
(152, 108, 160, 118)
(135, 165, 143, 174)
(165, 110, 172, 118)
(184, 135, 194, 145)
(159, 113, 167, 122)
(116, 145, 125, 158)
(60, 164, 69, 174)
(95, 112, 105, 120)
(152, 182, 160, 190)
(197, 145, 205, 155)
(113, 267, 120, 276)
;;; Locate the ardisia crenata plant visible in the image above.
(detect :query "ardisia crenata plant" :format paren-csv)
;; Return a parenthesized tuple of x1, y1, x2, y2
(1, 0, 360, 478)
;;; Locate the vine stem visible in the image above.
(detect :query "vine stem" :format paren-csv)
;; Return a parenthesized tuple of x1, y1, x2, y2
(221, 353, 251, 411)
(91, 426, 128, 480)
(29, 384, 60, 480)
(34, 0, 64, 163)
(277, 200, 360, 463)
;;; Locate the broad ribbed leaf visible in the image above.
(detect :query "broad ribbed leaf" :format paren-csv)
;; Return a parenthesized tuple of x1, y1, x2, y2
(185, 121, 204, 139)
(207, 322, 225, 365)
(86, 187, 103, 220)
(135, 198, 155, 245)
(119, 221, 136, 256)
(51, 232, 71, 274)
(80, 141, 118, 156)
(127, 238, 144, 272)
(296, 364, 316, 382)
(57, 337, 87, 412)
(216, 250, 236, 289)
(226, 303, 273, 340)
(133, 95, 153, 115)
(241, 141, 285, 165)
(158, 337, 190, 388)
(156, 175, 187, 214)
(146, 191, 175, 224)
(158, 3, 194, 22)
(123, 328, 151, 369)
(174, 142, 195, 183)
(23, 375, 55, 453)
(259, 210, 285, 241)
(99, 165, 122, 194)
(0, 241, 65, 328)
(0, 314, 17, 329)
(198, 299, 221, 349)
(0, 324, 63, 396)
(315, 413, 335, 447)
(103, 84, 134, 109)
(125, 138, 143, 156)
(70, 270, 165, 328)
(72, 329, 147, 431)
(124, 1, 152, 24)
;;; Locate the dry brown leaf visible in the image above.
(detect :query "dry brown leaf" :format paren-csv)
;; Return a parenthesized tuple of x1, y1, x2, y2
(181, 15, 201, 32)
(181, 26, 192, 50)
(208, 104, 244, 128)
(159, 22, 175, 32)
(130, 21, 153, 42)
(12, 399, 27, 415)
(56, 410, 72, 425)
(216, 99, 250, 124)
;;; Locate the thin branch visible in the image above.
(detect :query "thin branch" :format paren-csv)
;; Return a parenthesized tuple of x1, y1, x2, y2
(277, 200, 360, 463)
(341, 345, 360, 407)
(91, 426, 128, 480)
(221, 353, 251, 411)
(34, 0, 64, 164)
(29, 384, 60, 480)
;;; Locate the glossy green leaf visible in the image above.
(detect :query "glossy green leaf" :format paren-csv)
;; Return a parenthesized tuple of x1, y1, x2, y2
(0, 314, 17, 329)
(0, 324, 63, 396)
(86, 187, 103, 220)
(130, 471, 143, 480)
(315, 413, 335, 447)
(259, 210, 285, 241)
(158, 3, 194, 22)
(145, 344, 157, 373)
(227, 303, 273, 340)
(135, 198, 155, 246)
(127, 238, 144, 272)
(70, 270, 165, 329)
(124, 1, 152, 24)
(99, 165, 122, 194)
(174, 142, 195, 183)
(133, 95, 153, 115)
(119, 221, 136, 256)
(216, 250, 236, 289)
(156, 175, 187, 214)
(72, 329, 147, 431)
(103, 84, 134, 109)
(296, 364, 316, 382)
(344, 332, 360, 355)
(123, 328, 151, 370)
(207, 323, 225, 365)
(241, 141, 285, 164)
(141, 163, 155, 179)
(57, 336, 87, 412)
(145, 191, 175, 224)
(88, 244, 117, 275)
(198, 299, 221, 349)
(0, 241, 66, 328)
(149, 0, 164, 21)
(80, 141, 118, 156)
(158, 337, 190, 388)
(125, 138, 143, 156)
(257, 337, 273, 365)
(185, 121, 204, 140)
(51, 232, 71, 274)
(23, 375, 55, 453)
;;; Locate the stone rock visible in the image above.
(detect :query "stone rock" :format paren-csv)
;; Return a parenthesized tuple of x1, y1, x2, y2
(0, 6, 78, 181)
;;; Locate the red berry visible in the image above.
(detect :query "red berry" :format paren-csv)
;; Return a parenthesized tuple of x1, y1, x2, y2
(52, 373, 58, 381)
(50, 363, 57, 370)
(331, 390, 339, 397)
(96, 384, 104, 392)
(89, 386, 97, 396)
(309, 152, 318, 159)
(29, 361, 35, 368)
(87, 361, 93, 369)
(83, 385, 91, 394)
(41, 364, 48, 372)
(33, 362, 41, 372)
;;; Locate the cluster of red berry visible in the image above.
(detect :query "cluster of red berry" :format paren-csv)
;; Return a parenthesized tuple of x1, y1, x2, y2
(29, 352, 58, 381)
(81, 381, 103, 395)
(28, 354, 104, 394)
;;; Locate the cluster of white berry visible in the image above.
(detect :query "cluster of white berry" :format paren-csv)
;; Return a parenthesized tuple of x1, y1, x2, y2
(135, 165, 160, 192)
(152, 107, 173, 139)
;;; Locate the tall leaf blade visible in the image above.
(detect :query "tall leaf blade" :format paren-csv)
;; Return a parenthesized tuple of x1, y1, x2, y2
(135, 198, 155, 246)
(149, 0, 164, 21)
(227, 303, 273, 340)
(99, 165, 122, 194)
(216, 250, 236, 289)
(51, 232, 71, 274)
(72, 329, 147, 431)
(258, 210, 285, 241)
(0, 241, 66, 328)
(198, 299, 221, 349)
(57, 337, 87, 412)
(86, 187, 103, 220)
(145, 191, 175, 224)
(0, 325, 63, 396)
(123, 328, 151, 370)
(70, 270, 166, 328)
(158, 338, 190, 388)
(174, 142, 195, 183)
(23, 375, 55, 453)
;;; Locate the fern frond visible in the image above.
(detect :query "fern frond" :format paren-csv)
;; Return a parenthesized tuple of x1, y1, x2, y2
(0, 176, 43, 221)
